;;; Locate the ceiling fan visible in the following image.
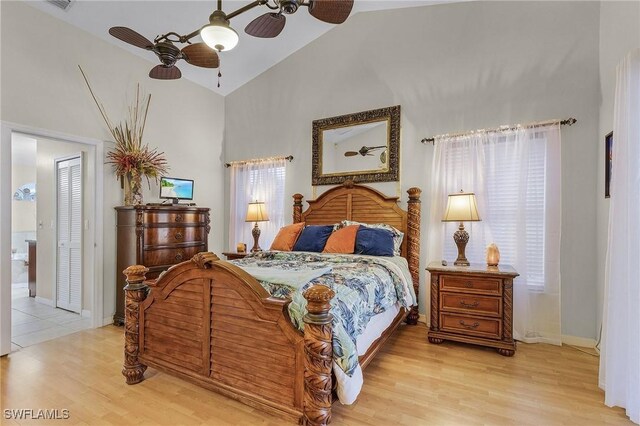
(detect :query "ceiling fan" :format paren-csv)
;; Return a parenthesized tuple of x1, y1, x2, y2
(344, 145, 387, 157)
(108, 0, 354, 82)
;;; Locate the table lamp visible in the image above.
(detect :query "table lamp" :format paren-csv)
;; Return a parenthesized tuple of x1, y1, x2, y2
(245, 201, 269, 252)
(442, 190, 481, 266)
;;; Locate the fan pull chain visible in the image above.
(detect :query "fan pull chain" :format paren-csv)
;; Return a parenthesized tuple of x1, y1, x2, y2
(217, 68, 222, 88)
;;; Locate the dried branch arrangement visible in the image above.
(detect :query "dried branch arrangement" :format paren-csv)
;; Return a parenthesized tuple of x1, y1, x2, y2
(79, 65, 169, 188)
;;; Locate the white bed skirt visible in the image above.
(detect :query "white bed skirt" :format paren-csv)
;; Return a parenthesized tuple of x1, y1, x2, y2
(333, 303, 401, 404)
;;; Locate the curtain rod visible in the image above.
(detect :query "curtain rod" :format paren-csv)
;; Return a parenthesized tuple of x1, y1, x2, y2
(225, 155, 294, 168)
(421, 117, 577, 144)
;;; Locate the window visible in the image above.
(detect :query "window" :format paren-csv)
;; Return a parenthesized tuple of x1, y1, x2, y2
(442, 132, 549, 288)
(432, 125, 562, 343)
(228, 158, 287, 251)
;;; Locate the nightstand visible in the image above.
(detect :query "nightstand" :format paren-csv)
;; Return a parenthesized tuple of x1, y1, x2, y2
(426, 261, 519, 356)
(222, 252, 249, 260)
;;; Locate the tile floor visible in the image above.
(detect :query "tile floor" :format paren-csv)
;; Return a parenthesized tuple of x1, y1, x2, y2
(11, 283, 91, 351)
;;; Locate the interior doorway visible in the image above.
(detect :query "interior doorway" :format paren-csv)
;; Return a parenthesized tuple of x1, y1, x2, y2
(5, 129, 101, 352)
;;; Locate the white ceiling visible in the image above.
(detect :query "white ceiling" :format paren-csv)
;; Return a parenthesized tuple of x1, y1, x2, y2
(28, 0, 455, 96)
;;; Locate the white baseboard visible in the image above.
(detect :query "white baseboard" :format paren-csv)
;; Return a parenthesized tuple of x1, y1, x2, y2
(102, 316, 114, 327)
(562, 334, 597, 348)
(35, 296, 53, 306)
(418, 313, 428, 325)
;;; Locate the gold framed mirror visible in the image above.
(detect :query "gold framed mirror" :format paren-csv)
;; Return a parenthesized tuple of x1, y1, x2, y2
(312, 105, 400, 185)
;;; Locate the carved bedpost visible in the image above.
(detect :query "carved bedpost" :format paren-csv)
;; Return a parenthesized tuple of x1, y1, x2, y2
(122, 265, 149, 385)
(293, 193, 304, 224)
(302, 285, 335, 426)
(406, 187, 422, 325)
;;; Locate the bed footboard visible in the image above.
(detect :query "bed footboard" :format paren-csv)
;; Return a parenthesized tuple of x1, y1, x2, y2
(122, 254, 336, 425)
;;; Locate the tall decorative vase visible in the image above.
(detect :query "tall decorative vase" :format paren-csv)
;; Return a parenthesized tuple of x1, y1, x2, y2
(123, 172, 143, 206)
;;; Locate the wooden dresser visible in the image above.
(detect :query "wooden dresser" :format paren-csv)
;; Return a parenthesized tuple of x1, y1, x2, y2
(114, 205, 210, 325)
(426, 261, 519, 356)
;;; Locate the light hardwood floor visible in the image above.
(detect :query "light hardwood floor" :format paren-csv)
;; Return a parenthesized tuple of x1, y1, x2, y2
(1, 323, 632, 425)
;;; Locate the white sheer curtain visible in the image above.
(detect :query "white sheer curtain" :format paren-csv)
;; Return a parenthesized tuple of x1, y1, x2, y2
(599, 49, 640, 424)
(229, 158, 286, 251)
(428, 124, 562, 345)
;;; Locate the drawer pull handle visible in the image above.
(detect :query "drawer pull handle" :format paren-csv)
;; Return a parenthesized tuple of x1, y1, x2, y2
(459, 300, 479, 308)
(175, 252, 184, 262)
(459, 320, 480, 329)
(175, 214, 183, 222)
(464, 281, 474, 288)
(174, 232, 183, 241)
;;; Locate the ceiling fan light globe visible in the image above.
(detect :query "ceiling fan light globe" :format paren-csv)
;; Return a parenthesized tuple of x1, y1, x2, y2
(201, 23, 239, 52)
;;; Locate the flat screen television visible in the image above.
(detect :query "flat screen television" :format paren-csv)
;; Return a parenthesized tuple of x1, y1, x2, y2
(160, 177, 194, 204)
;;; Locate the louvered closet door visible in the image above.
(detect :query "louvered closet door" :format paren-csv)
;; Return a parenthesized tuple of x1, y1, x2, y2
(56, 156, 82, 313)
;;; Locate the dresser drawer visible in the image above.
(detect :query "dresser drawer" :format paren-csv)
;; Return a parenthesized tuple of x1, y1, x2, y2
(440, 292, 502, 317)
(440, 274, 502, 296)
(144, 226, 207, 246)
(142, 244, 205, 267)
(440, 313, 502, 340)
(144, 211, 206, 225)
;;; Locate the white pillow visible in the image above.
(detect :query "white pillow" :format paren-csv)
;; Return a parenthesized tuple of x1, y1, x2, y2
(340, 220, 404, 256)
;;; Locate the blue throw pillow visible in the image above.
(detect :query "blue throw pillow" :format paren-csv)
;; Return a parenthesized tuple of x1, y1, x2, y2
(355, 227, 395, 256)
(293, 225, 334, 252)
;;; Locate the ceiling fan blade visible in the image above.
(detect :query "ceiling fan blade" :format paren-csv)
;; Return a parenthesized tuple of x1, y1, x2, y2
(308, 0, 354, 24)
(109, 27, 154, 49)
(182, 43, 219, 68)
(344, 151, 359, 157)
(149, 65, 181, 80)
(245, 13, 286, 38)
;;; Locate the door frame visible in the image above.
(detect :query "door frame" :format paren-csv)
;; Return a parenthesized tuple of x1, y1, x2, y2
(0, 122, 105, 356)
(54, 153, 84, 314)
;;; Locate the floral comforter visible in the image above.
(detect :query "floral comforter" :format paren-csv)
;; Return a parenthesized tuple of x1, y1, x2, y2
(231, 251, 416, 377)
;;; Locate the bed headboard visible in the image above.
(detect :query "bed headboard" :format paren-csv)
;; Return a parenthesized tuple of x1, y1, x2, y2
(292, 181, 422, 324)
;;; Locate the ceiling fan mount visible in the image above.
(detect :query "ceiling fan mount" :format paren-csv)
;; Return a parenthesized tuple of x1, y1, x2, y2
(108, 0, 354, 82)
(280, 0, 301, 14)
(155, 41, 181, 67)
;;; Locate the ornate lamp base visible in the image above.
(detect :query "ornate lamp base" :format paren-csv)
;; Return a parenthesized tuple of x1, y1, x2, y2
(453, 223, 470, 266)
(251, 222, 262, 252)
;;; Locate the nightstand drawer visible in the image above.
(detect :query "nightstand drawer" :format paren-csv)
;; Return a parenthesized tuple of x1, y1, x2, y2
(440, 313, 502, 340)
(440, 275, 502, 296)
(440, 293, 502, 317)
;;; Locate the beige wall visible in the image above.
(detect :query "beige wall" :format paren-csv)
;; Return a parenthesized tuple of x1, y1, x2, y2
(1, 1, 226, 321)
(225, 1, 602, 338)
(35, 138, 95, 310)
(596, 2, 640, 332)
(11, 164, 36, 234)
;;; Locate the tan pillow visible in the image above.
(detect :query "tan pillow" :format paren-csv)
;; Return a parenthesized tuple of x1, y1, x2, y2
(270, 222, 305, 251)
(323, 225, 360, 254)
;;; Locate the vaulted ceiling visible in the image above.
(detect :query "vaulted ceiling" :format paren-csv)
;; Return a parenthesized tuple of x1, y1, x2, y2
(29, 1, 458, 95)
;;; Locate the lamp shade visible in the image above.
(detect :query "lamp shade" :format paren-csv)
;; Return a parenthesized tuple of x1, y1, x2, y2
(200, 22, 239, 52)
(245, 201, 269, 222)
(442, 191, 481, 222)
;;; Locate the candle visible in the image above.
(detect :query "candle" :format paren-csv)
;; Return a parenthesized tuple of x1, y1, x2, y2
(486, 243, 500, 267)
